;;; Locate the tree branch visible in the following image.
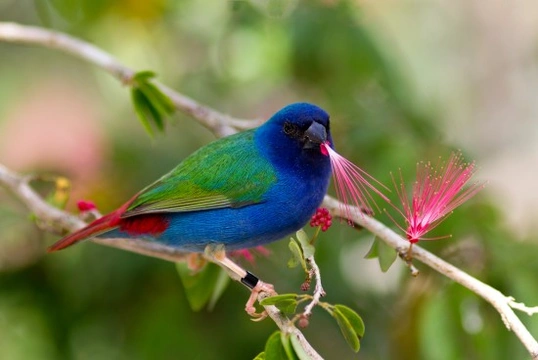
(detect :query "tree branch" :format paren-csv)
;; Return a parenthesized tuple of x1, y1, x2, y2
(259, 292, 323, 360)
(0, 22, 261, 138)
(1, 21, 537, 359)
(302, 255, 325, 319)
(0, 164, 190, 262)
(0, 163, 321, 358)
(322, 196, 538, 359)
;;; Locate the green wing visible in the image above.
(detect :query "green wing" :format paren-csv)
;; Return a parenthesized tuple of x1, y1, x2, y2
(122, 130, 277, 218)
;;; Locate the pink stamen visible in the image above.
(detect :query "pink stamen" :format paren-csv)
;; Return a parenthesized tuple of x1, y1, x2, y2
(392, 152, 485, 243)
(320, 142, 389, 221)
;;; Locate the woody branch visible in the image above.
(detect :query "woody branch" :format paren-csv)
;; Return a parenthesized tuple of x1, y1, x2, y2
(0, 21, 537, 359)
(0, 163, 322, 360)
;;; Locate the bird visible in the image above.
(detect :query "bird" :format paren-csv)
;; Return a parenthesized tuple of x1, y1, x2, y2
(48, 102, 333, 314)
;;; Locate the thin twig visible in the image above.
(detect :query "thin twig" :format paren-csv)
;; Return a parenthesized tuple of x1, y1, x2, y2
(0, 22, 261, 138)
(508, 298, 538, 317)
(302, 255, 326, 319)
(323, 196, 538, 359)
(0, 164, 190, 262)
(259, 292, 323, 360)
(0, 163, 322, 359)
(1, 21, 538, 359)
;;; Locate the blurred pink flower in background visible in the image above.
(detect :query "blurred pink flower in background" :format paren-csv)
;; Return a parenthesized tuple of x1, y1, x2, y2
(0, 79, 108, 186)
(0, 79, 109, 268)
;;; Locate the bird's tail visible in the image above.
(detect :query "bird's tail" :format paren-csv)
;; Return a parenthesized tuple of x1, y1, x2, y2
(48, 211, 122, 252)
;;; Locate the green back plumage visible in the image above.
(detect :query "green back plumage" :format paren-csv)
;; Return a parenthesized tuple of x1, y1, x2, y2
(122, 130, 277, 217)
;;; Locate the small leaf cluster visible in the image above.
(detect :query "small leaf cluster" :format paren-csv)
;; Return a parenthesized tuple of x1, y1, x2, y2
(253, 331, 301, 360)
(130, 71, 175, 136)
(257, 229, 365, 355)
(259, 295, 365, 354)
(254, 304, 364, 359)
(288, 229, 315, 274)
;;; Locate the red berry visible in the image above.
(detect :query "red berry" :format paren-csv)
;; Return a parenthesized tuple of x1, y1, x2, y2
(298, 317, 309, 328)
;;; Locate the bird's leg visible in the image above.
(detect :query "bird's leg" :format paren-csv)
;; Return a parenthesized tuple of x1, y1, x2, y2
(204, 244, 275, 318)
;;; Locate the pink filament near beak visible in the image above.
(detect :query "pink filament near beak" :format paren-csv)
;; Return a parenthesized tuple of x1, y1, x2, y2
(320, 142, 389, 222)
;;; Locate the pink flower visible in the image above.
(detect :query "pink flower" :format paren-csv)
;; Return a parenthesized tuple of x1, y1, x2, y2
(231, 246, 271, 264)
(77, 200, 97, 212)
(392, 152, 485, 244)
(310, 208, 332, 231)
(320, 142, 389, 221)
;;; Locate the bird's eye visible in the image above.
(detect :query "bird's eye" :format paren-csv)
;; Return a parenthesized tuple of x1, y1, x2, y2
(283, 121, 298, 136)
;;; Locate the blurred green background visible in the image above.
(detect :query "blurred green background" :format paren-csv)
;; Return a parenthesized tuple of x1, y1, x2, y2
(1, 0, 538, 359)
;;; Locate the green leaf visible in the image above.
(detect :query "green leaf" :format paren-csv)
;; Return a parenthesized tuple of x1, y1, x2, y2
(130, 70, 175, 135)
(288, 239, 306, 270)
(377, 238, 397, 272)
(207, 268, 231, 311)
(295, 230, 315, 258)
(332, 304, 365, 353)
(262, 331, 286, 360)
(142, 93, 165, 132)
(290, 333, 313, 360)
(280, 333, 299, 360)
(138, 82, 174, 131)
(364, 237, 379, 259)
(140, 81, 175, 115)
(334, 305, 365, 338)
(260, 294, 298, 314)
(131, 88, 156, 136)
(253, 352, 265, 360)
(133, 70, 156, 81)
(260, 294, 298, 306)
(365, 237, 397, 272)
(176, 262, 229, 311)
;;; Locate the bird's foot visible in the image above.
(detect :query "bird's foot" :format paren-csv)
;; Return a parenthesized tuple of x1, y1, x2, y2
(245, 280, 275, 321)
(203, 244, 276, 319)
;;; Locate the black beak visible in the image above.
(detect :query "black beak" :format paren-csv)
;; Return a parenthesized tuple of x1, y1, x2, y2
(303, 121, 327, 149)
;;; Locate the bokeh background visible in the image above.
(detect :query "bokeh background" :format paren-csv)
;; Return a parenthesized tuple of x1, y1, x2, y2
(1, 0, 538, 359)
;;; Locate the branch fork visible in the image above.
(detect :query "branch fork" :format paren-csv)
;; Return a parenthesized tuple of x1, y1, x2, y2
(1, 21, 538, 359)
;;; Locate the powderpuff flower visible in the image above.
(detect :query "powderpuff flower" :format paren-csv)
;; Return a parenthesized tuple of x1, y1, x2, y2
(320, 142, 389, 221)
(391, 152, 485, 244)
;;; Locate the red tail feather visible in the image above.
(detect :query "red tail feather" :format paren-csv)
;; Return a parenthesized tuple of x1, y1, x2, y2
(48, 197, 170, 252)
(47, 203, 130, 252)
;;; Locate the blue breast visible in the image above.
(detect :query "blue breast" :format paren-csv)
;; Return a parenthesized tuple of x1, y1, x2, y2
(108, 103, 333, 252)
(155, 164, 330, 251)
